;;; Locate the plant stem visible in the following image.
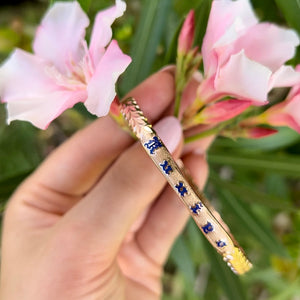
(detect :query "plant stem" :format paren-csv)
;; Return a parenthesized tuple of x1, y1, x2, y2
(184, 126, 220, 143)
(174, 90, 182, 118)
(184, 120, 232, 143)
(174, 54, 185, 118)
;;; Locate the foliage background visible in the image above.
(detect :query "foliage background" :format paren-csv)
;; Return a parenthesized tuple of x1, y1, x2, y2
(0, 0, 300, 299)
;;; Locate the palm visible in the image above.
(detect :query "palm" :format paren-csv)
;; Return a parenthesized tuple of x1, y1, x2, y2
(0, 72, 209, 300)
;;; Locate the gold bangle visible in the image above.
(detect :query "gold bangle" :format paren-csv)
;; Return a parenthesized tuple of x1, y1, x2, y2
(120, 97, 252, 275)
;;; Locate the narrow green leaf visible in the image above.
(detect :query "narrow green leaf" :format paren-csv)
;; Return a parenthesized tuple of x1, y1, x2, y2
(201, 235, 248, 300)
(0, 123, 42, 181)
(120, 0, 172, 95)
(274, 0, 300, 33)
(78, 0, 92, 13)
(173, 0, 201, 14)
(270, 279, 300, 300)
(0, 171, 32, 203)
(217, 189, 288, 257)
(265, 174, 290, 200)
(251, 0, 284, 22)
(49, 0, 92, 12)
(193, 0, 212, 50)
(210, 174, 293, 211)
(163, 18, 184, 65)
(229, 127, 300, 151)
(274, 0, 300, 63)
(208, 152, 300, 178)
(170, 235, 196, 284)
(185, 219, 205, 264)
(212, 128, 300, 152)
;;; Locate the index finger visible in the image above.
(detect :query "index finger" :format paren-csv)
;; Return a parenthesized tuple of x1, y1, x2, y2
(30, 70, 175, 196)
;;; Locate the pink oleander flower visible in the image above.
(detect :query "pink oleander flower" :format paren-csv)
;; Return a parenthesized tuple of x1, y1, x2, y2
(198, 0, 300, 105)
(0, 0, 131, 129)
(254, 65, 300, 133)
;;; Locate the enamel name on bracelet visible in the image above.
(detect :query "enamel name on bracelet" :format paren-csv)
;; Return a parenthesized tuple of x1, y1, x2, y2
(120, 97, 252, 275)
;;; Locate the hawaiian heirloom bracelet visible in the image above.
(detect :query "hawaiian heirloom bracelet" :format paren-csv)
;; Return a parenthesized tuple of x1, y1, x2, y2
(120, 97, 252, 275)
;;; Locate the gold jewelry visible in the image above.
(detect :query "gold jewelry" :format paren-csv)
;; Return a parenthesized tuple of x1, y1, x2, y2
(120, 97, 252, 275)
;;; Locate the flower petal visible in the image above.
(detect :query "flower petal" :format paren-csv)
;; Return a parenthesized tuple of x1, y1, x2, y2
(246, 127, 278, 139)
(200, 99, 251, 124)
(215, 50, 271, 103)
(6, 90, 87, 129)
(232, 23, 299, 72)
(33, 1, 89, 74)
(269, 65, 300, 89)
(89, 0, 126, 66)
(202, 0, 257, 76)
(85, 40, 131, 117)
(178, 10, 195, 54)
(0, 49, 86, 129)
(0, 49, 55, 98)
(285, 94, 300, 130)
(268, 112, 300, 133)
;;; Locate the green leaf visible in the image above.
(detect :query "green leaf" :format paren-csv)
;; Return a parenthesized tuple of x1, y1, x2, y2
(274, 0, 300, 33)
(0, 171, 32, 203)
(170, 235, 196, 285)
(0, 122, 41, 182)
(265, 174, 290, 200)
(49, 0, 92, 12)
(185, 219, 205, 264)
(0, 104, 42, 183)
(163, 18, 184, 65)
(119, 0, 172, 95)
(78, 0, 92, 13)
(0, 28, 20, 54)
(274, 0, 300, 63)
(209, 173, 293, 211)
(208, 152, 300, 178)
(251, 0, 284, 22)
(270, 279, 300, 300)
(201, 235, 248, 300)
(217, 189, 288, 257)
(213, 127, 300, 151)
(193, 0, 212, 50)
(173, 0, 201, 14)
(0, 104, 42, 206)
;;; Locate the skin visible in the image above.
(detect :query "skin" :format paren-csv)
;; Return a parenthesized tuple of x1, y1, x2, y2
(0, 70, 210, 300)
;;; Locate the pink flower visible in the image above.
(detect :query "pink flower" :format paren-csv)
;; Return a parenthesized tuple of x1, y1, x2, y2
(197, 99, 251, 124)
(199, 0, 300, 104)
(178, 10, 195, 54)
(245, 127, 278, 139)
(183, 99, 251, 127)
(260, 65, 300, 133)
(221, 126, 278, 139)
(0, 0, 131, 129)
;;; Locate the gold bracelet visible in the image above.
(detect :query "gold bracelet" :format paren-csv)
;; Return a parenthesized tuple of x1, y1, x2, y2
(120, 97, 252, 275)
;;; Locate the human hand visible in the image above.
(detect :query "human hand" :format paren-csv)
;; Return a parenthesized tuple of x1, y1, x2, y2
(0, 70, 210, 300)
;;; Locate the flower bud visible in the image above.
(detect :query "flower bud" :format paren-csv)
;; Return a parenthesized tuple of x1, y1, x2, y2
(245, 127, 278, 139)
(193, 99, 251, 127)
(178, 10, 195, 54)
(221, 126, 278, 139)
(109, 95, 121, 116)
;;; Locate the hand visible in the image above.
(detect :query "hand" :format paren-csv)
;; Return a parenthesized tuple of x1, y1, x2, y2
(0, 70, 210, 300)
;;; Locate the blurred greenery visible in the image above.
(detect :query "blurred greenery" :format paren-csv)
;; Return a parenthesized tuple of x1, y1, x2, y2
(0, 0, 300, 299)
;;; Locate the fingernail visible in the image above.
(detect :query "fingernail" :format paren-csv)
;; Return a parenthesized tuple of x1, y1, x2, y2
(192, 70, 203, 83)
(158, 64, 176, 75)
(193, 147, 205, 155)
(154, 116, 182, 153)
